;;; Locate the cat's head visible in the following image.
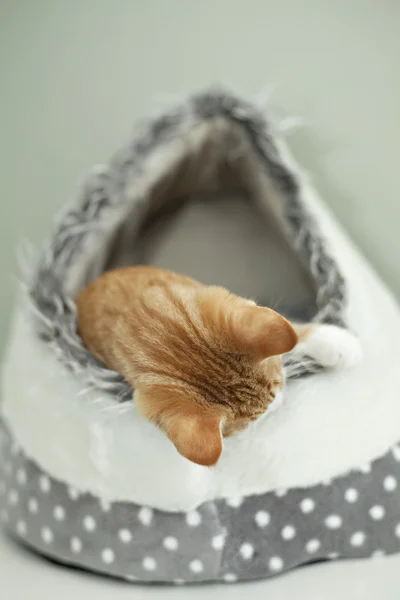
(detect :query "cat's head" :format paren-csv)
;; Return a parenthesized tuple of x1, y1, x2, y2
(135, 286, 297, 467)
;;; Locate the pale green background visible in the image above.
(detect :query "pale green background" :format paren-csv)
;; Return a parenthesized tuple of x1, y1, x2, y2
(1, 0, 399, 354)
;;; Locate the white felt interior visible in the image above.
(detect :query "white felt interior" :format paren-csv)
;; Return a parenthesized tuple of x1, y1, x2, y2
(2, 135, 400, 511)
(65, 118, 313, 301)
(140, 192, 315, 314)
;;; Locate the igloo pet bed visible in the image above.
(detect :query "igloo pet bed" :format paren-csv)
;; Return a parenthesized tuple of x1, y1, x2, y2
(1, 89, 400, 585)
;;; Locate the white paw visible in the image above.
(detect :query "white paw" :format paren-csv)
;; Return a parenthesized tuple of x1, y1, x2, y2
(301, 325, 363, 369)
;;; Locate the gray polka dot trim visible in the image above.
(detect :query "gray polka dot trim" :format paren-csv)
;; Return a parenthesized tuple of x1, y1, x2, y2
(1, 421, 400, 584)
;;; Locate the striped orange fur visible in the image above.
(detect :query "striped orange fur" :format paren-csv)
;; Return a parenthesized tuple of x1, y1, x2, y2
(77, 266, 298, 466)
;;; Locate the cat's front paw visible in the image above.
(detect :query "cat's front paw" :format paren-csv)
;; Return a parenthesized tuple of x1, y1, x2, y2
(303, 325, 363, 369)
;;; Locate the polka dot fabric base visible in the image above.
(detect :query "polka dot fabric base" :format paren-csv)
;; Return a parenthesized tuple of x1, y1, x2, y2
(1, 421, 400, 585)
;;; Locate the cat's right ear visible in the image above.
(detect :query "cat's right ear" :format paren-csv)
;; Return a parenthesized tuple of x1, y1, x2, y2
(232, 306, 298, 359)
(135, 388, 223, 467)
(197, 287, 297, 359)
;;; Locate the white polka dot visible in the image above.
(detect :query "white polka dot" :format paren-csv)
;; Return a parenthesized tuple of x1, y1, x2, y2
(240, 543, 254, 560)
(101, 548, 115, 564)
(186, 510, 201, 527)
(68, 486, 80, 500)
(275, 489, 287, 497)
(16, 468, 27, 486)
(328, 552, 339, 559)
(125, 574, 137, 582)
(53, 505, 66, 521)
(395, 523, 400, 538)
(138, 506, 153, 526)
(372, 549, 385, 559)
(300, 498, 315, 513)
(83, 515, 96, 532)
(189, 559, 204, 574)
(28, 497, 38, 513)
(345, 488, 358, 503)
(322, 478, 332, 486)
(350, 531, 366, 547)
(369, 505, 385, 520)
(306, 539, 320, 554)
(255, 511, 270, 528)
(281, 525, 296, 540)
(118, 529, 132, 543)
(359, 463, 371, 474)
(142, 556, 157, 571)
(225, 496, 243, 508)
(223, 573, 238, 583)
(70, 537, 82, 553)
(8, 489, 19, 505)
(39, 475, 51, 494)
(99, 499, 111, 512)
(41, 527, 53, 544)
(174, 579, 185, 585)
(325, 515, 342, 529)
(269, 556, 284, 571)
(16, 520, 27, 536)
(392, 445, 400, 461)
(212, 533, 226, 550)
(384, 475, 397, 492)
(163, 536, 178, 551)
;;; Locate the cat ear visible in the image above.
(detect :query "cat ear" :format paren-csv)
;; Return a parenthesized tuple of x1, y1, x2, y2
(135, 388, 223, 467)
(166, 412, 223, 467)
(196, 287, 297, 360)
(234, 306, 298, 359)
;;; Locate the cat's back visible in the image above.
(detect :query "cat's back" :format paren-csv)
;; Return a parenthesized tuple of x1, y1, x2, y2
(77, 265, 198, 312)
(76, 265, 199, 362)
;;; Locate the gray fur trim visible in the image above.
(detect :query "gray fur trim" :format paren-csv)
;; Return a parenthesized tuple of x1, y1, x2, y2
(26, 88, 347, 400)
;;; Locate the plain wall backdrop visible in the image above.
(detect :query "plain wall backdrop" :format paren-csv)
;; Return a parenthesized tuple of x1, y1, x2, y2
(1, 0, 399, 354)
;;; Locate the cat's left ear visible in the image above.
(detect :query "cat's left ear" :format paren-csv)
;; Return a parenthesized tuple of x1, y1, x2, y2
(165, 411, 223, 467)
(135, 388, 224, 467)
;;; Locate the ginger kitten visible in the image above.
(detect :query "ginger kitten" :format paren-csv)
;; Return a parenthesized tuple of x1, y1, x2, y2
(76, 266, 359, 467)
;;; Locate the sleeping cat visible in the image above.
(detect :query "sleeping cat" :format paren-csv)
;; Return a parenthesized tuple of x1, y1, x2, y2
(77, 266, 362, 469)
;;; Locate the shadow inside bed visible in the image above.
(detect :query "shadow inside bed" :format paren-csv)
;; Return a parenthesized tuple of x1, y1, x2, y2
(106, 192, 318, 322)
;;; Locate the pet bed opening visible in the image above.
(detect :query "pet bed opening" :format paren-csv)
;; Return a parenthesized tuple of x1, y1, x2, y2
(28, 99, 346, 403)
(69, 117, 316, 320)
